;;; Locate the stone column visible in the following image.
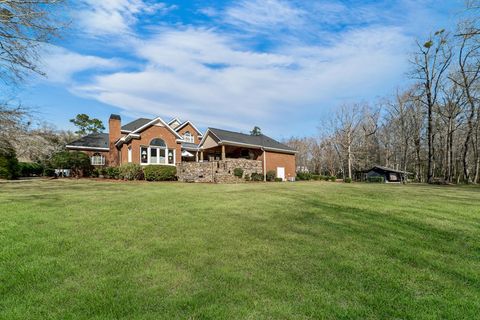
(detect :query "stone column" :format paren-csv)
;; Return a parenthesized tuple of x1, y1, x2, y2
(221, 145, 226, 160)
(200, 151, 204, 162)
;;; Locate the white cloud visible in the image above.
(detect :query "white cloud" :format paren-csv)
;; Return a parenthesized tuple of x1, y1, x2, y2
(67, 25, 409, 133)
(77, 0, 176, 36)
(41, 46, 121, 83)
(225, 0, 306, 31)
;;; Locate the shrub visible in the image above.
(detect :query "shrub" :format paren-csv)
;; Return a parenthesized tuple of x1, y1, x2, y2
(244, 174, 251, 181)
(43, 168, 55, 177)
(320, 175, 329, 181)
(119, 163, 144, 180)
(344, 177, 352, 183)
(51, 151, 92, 177)
(312, 174, 321, 181)
(104, 167, 120, 179)
(296, 172, 312, 181)
(266, 170, 276, 182)
(274, 177, 283, 182)
(18, 162, 44, 177)
(233, 168, 244, 178)
(251, 172, 263, 181)
(329, 176, 337, 182)
(143, 165, 176, 181)
(0, 145, 19, 180)
(367, 176, 384, 183)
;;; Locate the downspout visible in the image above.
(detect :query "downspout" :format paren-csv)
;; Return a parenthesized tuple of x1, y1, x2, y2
(262, 147, 266, 182)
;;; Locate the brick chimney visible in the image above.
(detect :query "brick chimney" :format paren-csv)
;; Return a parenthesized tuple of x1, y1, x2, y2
(108, 114, 121, 166)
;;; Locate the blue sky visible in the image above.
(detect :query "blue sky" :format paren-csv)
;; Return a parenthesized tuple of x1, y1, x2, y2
(20, 0, 463, 139)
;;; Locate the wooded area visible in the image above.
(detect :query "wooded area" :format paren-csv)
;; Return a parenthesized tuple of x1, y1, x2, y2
(285, 3, 480, 184)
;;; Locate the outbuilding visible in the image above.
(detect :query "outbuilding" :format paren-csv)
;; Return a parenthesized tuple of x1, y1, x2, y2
(363, 165, 411, 183)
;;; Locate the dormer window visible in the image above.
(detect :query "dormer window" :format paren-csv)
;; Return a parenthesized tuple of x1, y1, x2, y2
(184, 131, 194, 143)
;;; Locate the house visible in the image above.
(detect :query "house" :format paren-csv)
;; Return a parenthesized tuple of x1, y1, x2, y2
(363, 165, 411, 183)
(66, 114, 296, 181)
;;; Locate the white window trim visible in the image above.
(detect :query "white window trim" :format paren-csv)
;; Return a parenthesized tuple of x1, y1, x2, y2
(91, 154, 105, 166)
(184, 132, 194, 143)
(140, 146, 176, 166)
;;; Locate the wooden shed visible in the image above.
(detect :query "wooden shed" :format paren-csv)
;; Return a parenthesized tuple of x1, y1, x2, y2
(362, 165, 411, 183)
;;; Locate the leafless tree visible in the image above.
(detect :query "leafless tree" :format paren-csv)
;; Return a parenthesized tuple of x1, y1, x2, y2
(411, 30, 453, 183)
(0, 0, 65, 87)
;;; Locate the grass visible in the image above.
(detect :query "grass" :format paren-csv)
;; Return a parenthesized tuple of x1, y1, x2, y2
(0, 180, 479, 319)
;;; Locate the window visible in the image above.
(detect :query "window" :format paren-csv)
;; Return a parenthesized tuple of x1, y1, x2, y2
(184, 131, 194, 143)
(141, 147, 148, 164)
(91, 153, 105, 166)
(139, 138, 175, 165)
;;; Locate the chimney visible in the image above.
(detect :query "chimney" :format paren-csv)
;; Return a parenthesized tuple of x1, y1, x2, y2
(109, 114, 121, 166)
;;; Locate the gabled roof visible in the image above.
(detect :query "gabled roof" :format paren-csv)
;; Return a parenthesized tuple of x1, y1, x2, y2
(121, 118, 152, 132)
(168, 117, 181, 125)
(200, 128, 296, 154)
(175, 120, 203, 136)
(116, 117, 184, 147)
(66, 133, 109, 151)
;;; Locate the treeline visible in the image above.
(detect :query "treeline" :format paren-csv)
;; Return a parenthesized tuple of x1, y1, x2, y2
(285, 3, 480, 184)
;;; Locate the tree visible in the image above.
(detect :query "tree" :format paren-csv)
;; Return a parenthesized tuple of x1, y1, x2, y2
(70, 114, 105, 136)
(0, 102, 30, 154)
(0, 140, 19, 179)
(50, 151, 91, 177)
(332, 104, 363, 179)
(250, 126, 262, 136)
(411, 30, 453, 183)
(0, 0, 65, 87)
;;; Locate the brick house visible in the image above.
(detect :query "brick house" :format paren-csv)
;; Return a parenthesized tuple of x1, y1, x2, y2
(66, 114, 296, 181)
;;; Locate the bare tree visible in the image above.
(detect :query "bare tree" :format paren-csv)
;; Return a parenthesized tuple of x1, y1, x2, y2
(411, 30, 453, 183)
(450, 24, 480, 183)
(0, 0, 65, 87)
(332, 104, 363, 179)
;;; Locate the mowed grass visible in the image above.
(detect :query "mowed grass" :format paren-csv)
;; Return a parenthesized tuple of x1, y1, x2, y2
(0, 180, 479, 319)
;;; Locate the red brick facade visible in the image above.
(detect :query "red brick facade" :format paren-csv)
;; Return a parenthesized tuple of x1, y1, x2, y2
(68, 115, 297, 181)
(259, 151, 296, 180)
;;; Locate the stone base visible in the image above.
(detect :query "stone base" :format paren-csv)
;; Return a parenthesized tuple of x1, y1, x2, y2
(177, 159, 263, 183)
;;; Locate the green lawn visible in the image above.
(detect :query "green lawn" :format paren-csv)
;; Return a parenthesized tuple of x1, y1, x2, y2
(1, 180, 479, 319)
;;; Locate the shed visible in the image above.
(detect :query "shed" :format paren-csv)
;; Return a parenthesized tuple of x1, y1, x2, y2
(363, 165, 411, 183)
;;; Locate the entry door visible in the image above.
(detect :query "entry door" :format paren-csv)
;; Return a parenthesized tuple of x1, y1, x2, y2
(277, 167, 285, 181)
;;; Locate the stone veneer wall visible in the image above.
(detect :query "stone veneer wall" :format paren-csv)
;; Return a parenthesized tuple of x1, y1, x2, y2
(177, 158, 263, 183)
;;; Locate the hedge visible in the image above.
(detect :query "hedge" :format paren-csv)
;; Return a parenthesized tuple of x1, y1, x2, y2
(143, 165, 176, 181)
(118, 163, 143, 180)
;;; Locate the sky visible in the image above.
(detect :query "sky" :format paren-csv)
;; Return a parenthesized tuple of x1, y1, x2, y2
(19, 0, 464, 139)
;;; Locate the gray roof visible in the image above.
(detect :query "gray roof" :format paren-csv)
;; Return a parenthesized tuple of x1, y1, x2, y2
(67, 133, 109, 149)
(182, 142, 199, 151)
(368, 165, 412, 175)
(121, 118, 152, 131)
(208, 128, 296, 153)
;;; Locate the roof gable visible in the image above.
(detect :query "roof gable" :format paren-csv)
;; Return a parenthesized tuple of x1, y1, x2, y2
(175, 120, 203, 136)
(199, 128, 296, 154)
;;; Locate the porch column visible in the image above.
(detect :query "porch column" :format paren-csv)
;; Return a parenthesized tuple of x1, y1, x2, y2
(195, 151, 199, 162)
(200, 151, 204, 162)
(221, 145, 226, 160)
(263, 149, 267, 182)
